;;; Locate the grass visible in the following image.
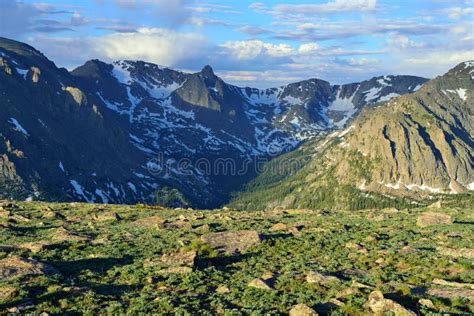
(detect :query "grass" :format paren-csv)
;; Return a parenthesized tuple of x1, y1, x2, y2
(0, 201, 472, 314)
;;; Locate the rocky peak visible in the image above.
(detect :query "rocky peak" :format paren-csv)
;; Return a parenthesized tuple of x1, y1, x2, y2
(200, 65, 216, 79)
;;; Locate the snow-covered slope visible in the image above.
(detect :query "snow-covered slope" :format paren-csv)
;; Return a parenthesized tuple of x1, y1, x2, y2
(0, 37, 429, 207)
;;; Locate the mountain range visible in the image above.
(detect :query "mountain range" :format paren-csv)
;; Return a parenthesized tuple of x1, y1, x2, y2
(230, 61, 474, 210)
(1, 37, 471, 209)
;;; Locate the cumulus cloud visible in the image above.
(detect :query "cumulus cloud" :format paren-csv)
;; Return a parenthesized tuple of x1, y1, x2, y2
(220, 40, 294, 60)
(93, 28, 208, 66)
(386, 34, 424, 49)
(298, 43, 320, 54)
(444, 6, 474, 19)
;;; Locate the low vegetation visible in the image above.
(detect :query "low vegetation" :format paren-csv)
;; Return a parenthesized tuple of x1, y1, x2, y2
(0, 200, 472, 314)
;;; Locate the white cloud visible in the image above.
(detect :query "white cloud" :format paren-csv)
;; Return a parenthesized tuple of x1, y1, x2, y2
(444, 6, 474, 19)
(238, 25, 270, 36)
(274, 0, 377, 15)
(386, 34, 424, 49)
(298, 43, 320, 54)
(220, 40, 294, 60)
(93, 28, 208, 66)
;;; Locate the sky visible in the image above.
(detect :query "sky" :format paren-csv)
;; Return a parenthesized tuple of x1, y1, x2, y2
(0, 0, 473, 88)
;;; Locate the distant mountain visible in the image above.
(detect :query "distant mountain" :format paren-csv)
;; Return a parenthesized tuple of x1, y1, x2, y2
(0, 37, 428, 207)
(229, 62, 474, 211)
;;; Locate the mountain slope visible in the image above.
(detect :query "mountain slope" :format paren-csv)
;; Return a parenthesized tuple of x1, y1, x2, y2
(229, 62, 474, 210)
(0, 37, 429, 207)
(0, 38, 149, 202)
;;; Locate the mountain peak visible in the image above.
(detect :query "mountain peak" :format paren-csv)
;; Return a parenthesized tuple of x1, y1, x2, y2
(200, 65, 215, 78)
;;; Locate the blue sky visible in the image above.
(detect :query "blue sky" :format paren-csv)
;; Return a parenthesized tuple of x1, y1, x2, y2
(0, 0, 473, 87)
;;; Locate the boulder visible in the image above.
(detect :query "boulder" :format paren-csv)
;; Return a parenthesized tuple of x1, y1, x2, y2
(261, 271, 276, 280)
(427, 287, 474, 301)
(157, 267, 193, 274)
(92, 212, 121, 222)
(432, 279, 474, 290)
(132, 216, 166, 229)
(416, 212, 452, 227)
(145, 250, 196, 275)
(201, 230, 261, 254)
(248, 278, 272, 290)
(19, 241, 51, 253)
(163, 220, 192, 230)
(289, 304, 319, 316)
(365, 290, 416, 316)
(159, 250, 196, 267)
(418, 299, 435, 309)
(0, 286, 17, 302)
(42, 210, 65, 219)
(0, 257, 59, 281)
(437, 247, 474, 259)
(306, 271, 340, 285)
(269, 223, 288, 232)
(51, 227, 91, 242)
(216, 285, 230, 294)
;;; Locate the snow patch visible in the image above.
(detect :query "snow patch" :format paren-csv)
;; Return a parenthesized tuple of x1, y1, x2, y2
(282, 95, 302, 106)
(127, 182, 137, 193)
(328, 89, 355, 112)
(364, 87, 383, 102)
(446, 88, 467, 101)
(15, 67, 29, 79)
(338, 125, 355, 137)
(8, 118, 29, 136)
(70, 180, 93, 202)
(412, 84, 423, 92)
(378, 93, 399, 102)
(95, 189, 109, 203)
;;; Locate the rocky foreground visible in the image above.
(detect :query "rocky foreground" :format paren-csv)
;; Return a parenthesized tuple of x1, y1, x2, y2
(0, 201, 472, 314)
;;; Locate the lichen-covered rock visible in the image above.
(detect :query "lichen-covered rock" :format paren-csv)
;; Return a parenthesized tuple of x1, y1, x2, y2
(157, 267, 193, 274)
(132, 216, 166, 229)
(306, 271, 340, 285)
(19, 241, 51, 253)
(432, 279, 474, 290)
(159, 250, 196, 267)
(0, 257, 59, 280)
(92, 212, 121, 222)
(437, 246, 474, 259)
(417, 212, 453, 227)
(269, 223, 288, 231)
(418, 298, 435, 309)
(201, 230, 261, 254)
(365, 290, 416, 315)
(289, 304, 319, 316)
(51, 227, 91, 242)
(248, 278, 272, 290)
(0, 286, 17, 302)
(216, 285, 230, 294)
(427, 287, 474, 301)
